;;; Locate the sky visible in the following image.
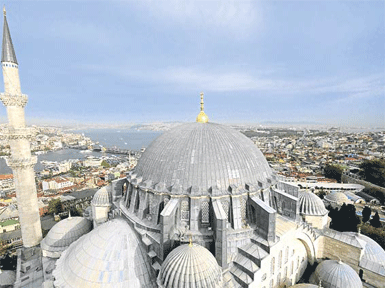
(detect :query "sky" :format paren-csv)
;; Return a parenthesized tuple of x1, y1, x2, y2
(0, 0, 384, 127)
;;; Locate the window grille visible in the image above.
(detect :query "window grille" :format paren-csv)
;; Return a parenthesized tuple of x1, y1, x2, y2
(201, 201, 209, 223)
(181, 200, 189, 221)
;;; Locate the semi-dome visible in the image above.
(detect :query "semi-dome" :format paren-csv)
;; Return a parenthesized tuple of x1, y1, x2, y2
(298, 191, 328, 216)
(41, 216, 92, 257)
(53, 219, 156, 288)
(343, 232, 385, 270)
(324, 191, 349, 206)
(157, 243, 223, 288)
(133, 122, 273, 196)
(91, 186, 112, 206)
(309, 260, 362, 288)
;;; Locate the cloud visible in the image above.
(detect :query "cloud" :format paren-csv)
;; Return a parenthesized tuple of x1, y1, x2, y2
(48, 20, 115, 48)
(130, 0, 262, 38)
(78, 63, 384, 102)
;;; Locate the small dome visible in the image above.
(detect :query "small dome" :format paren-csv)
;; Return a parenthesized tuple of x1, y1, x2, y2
(91, 186, 112, 206)
(298, 191, 328, 216)
(157, 243, 223, 288)
(41, 216, 92, 255)
(324, 191, 349, 205)
(310, 260, 362, 288)
(343, 232, 385, 268)
(0, 270, 16, 286)
(52, 219, 156, 288)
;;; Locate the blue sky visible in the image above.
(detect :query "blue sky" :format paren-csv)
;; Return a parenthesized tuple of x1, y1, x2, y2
(0, 1, 384, 127)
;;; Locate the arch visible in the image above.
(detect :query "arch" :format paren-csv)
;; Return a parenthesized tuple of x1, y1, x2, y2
(295, 231, 316, 265)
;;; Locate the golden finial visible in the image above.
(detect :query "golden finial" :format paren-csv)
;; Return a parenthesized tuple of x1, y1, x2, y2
(3, 6, 6, 16)
(189, 234, 193, 247)
(196, 92, 209, 123)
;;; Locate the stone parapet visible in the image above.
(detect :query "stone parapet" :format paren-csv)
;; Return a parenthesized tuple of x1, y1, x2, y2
(7, 156, 37, 169)
(2, 127, 34, 140)
(0, 93, 28, 107)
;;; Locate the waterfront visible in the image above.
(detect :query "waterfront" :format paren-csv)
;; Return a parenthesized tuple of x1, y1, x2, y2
(0, 129, 162, 174)
(70, 128, 162, 150)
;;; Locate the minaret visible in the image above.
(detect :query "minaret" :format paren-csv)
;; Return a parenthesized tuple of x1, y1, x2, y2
(0, 7, 42, 247)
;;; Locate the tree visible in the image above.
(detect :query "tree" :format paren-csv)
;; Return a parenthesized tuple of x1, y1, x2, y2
(48, 198, 63, 215)
(324, 164, 345, 182)
(101, 160, 110, 168)
(318, 189, 326, 200)
(370, 212, 382, 228)
(362, 206, 372, 223)
(359, 159, 385, 187)
(329, 204, 361, 232)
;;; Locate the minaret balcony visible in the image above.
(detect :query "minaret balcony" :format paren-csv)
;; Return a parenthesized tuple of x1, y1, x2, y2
(6, 156, 37, 169)
(0, 93, 28, 107)
(3, 127, 34, 140)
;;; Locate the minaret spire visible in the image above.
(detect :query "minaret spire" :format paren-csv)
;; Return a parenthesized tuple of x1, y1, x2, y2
(196, 92, 209, 123)
(1, 6, 17, 64)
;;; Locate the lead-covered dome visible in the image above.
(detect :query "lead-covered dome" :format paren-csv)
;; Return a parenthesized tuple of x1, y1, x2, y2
(157, 243, 223, 288)
(298, 191, 328, 216)
(52, 219, 156, 288)
(91, 186, 112, 206)
(41, 216, 92, 257)
(133, 122, 273, 195)
(324, 192, 350, 206)
(310, 260, 362, 288)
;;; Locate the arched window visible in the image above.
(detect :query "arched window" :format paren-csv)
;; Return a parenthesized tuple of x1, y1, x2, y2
(271, 257, 275, 275)
(285, 247, 289, 264)
(181, 200, 189, 222)
(279, 250, 282, 269)
(201, 201, 209, 224)
(221, 200, 230, 221)
(269, 279, 273, 288)
(148, 193, 154, 215)
(277, 273, 281, 286)
(359, 269, 364, 280)
(284, 266, 287, 280)
(240, 197, 247, 220)
(164, 197, 170, 206)
(291, 260, 294, 275)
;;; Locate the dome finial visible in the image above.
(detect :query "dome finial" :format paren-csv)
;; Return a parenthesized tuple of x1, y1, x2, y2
(189, 234, 193, 247)
(3, 6, 5, 16)
(196, 92, 209, 123)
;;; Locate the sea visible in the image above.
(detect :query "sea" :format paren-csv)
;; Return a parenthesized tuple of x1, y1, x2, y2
(0, 128, 162, 174)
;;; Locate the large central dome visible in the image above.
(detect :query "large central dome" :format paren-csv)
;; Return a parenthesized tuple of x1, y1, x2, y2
(134, 122, 272, 194)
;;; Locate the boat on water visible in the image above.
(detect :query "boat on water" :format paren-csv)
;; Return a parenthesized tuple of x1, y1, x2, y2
(80, 150, 92, 154)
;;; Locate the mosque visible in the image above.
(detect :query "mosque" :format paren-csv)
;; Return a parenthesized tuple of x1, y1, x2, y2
(1, 7, 385, 288)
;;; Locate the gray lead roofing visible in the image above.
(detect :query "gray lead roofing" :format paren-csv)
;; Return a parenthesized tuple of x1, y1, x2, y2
(133, 122, 273, 195)
(2, 14, 18, 64)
